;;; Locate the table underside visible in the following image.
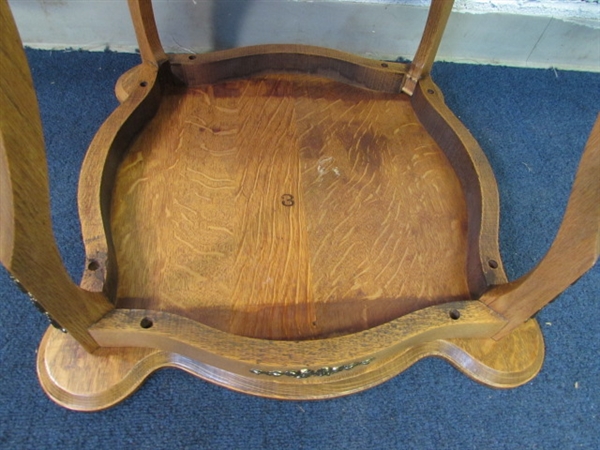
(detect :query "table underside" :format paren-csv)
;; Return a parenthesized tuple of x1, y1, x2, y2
(111, 74, 470, 340)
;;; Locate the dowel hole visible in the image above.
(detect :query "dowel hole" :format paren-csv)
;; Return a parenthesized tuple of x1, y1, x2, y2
(87, 260, 99, 271)
(427, 89, 435, 94)
(381, 63, 389, 68)
(188, 55, 196, 60)
(139, 81, 148, 87)
(488, 259, 499, 269)
(140, 317, 153, 329)
(449, 309, 461, 320)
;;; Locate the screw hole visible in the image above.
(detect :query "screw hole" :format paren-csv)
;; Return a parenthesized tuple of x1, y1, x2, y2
(449, 309, 461, 320)
(139, 81, 148, 87)
(381, 63, 389, 68)
(488, 259, 499, 269)
(140, 317, 153, 329)
(427, 89, 435, 94)
(188, 55, 196, 60)
(87, 260, 99, 271)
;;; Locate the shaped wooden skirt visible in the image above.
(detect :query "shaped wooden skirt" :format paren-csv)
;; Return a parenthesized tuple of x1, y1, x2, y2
(0, 0, 598, 411)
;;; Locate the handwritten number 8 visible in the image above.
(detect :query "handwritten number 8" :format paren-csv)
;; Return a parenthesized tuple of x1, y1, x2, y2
(281, 194, 295, 207)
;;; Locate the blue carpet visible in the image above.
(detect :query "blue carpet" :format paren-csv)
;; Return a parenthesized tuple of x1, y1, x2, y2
(1, 49, 599, 449)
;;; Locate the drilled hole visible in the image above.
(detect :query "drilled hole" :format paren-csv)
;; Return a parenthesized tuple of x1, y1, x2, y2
(381, 63, 389, 68)
(140, 317, 153, 329)
(427, 89, 435, 94)
(449, 309, 461, 320)
(87, 260, 99, 271)
(188, 55, 196, 60)
(139, 81, 148, 87)
(488, 259, 499, 269)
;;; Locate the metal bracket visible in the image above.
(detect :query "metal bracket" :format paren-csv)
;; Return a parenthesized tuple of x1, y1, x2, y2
(9, 275, 67, 333)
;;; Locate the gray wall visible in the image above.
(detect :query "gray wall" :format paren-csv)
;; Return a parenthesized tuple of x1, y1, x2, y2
(9, 0, 600, 71)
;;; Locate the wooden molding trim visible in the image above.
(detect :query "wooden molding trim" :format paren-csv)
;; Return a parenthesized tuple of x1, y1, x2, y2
(411, 78, 506, 296)
(37, 316, 543, 411)
(78, 63, 162, 299)
(168, 44, 408, 92)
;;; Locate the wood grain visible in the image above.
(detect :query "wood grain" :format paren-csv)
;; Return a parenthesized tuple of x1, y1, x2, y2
(0, 0, 113, 351)
(168, 45, 408, 93)
(110, 75, 471, 340)
(401, 0, 454, 95)
(36, 309, 543, 411)
(127, 0, 167, 66)
(412, 78, 506, 295)
(78, 63, 162, 298)
(89, 301, 505, 378)
(483, 115, 600, 339)
(3, 0, 594, 410)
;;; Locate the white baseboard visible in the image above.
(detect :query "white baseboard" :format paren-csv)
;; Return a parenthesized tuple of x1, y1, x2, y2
(9, 0, 600, 72)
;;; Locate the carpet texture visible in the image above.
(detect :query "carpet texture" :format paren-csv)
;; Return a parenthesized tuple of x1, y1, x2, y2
(0, 49, 598, 449)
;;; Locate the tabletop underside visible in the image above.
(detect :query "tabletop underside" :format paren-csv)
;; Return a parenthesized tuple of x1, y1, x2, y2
(111, 74, 471, 340)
